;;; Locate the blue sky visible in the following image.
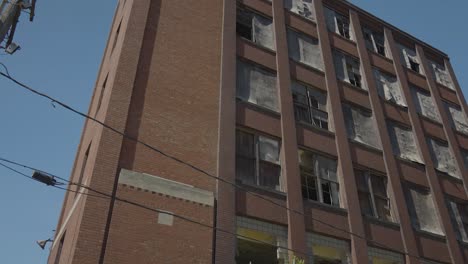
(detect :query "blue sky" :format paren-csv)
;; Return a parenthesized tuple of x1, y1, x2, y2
(0, 0, 466, 263)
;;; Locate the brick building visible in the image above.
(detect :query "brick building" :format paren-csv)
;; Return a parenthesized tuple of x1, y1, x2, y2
(48, 0, 468, 263)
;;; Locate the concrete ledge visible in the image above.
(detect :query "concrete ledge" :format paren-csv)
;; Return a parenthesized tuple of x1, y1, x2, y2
(119, 169, 214, 206)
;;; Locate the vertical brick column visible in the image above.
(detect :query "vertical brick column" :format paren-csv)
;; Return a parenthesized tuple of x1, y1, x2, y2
(349, 11, 421, 264)
(385, 28, 465, 264)
(417, 46, 468, 190)
(271, 0, 308, 261)
(214, 0, 237, 263)
(445, 59, 468, 115)
(313, 1, 368, 263)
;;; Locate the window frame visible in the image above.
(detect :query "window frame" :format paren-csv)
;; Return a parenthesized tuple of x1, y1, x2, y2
(356, 169, 393, 222)
(236, 5, 275, 51)
(300, 149, 340, 207)
(236, 129, 282, 192)
(363, 27, 386, 57)
(447, 197, 468, 242)
(291, 82, 329, 130)
(335, 13, 351, 40)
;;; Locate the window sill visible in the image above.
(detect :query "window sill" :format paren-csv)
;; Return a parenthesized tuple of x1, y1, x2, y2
(368, 49, 393, 64)
(436, 82, 456, 94)
(436, 170, 463, 184)
(340, 80, 369, 95)
(237, 35, 277, 56)
(415, 229, 446, 242)
(381, 98, 408, 112)
(404, 67, 426, 79)
(329, 31, 356, 46)
(236, 99, 281, 119)
(304, 199, 348, 216)
(349, 139, 383, 154)
(284, 9, 317, 26)
(363, 215, 400, 230)
(395, 156, 425, 170)
(297, 121, 335, 138)
(454, 130, 468, 139)
(418, 113, 443, 127)
(290, 59, 325, 77)
(237, 181, 287, 200)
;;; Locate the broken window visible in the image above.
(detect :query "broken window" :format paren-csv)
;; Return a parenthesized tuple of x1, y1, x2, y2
(299, 149, 340, 207)
(342, 104, 381, 149)
(398, 44, 423, 75)
(333, 51, 365, 90)
(368, 247, 404, 264)
(284, 0, 315, 21)
(405, 186, 443, 235)
(324, 7, 353, 41)
(363, 27, 386, 57)
(410, 87, 441, 122)
(356, 170, 393, 222)
(236, 59, 279, 112)
(446, 198, 468, 242)
(427, 137, 460, 178)
(307, 233, 350, 264)
(236, 130, 282, 191)
(236, 216, 288, 264)
(387, 122, 422, 163)
(292, 82, 329, 130)
(463, 149, 468, 169)
(287, 28, 324, 71)
(430, 60, 454, 90)
(373, 69, 406, 107)
(237, 7, 276, 50)
(445, 102, 468, 135)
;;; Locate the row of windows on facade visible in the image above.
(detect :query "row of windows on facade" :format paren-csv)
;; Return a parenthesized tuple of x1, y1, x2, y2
(235, 129, 468, 241)
(236, 216, 443, 264)
(237, 4, 457, 92)
(237, 58, 468, 178)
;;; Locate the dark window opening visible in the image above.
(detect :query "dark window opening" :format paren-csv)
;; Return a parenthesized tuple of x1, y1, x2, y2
(409, 58, 420, 73)
(54, 232, 66, 264)
(236, 9, 253, 41)
(236, 238, 279, 264)
(96, 74, 108, 116)
(76, 143, 91, 197)
(336, 17, 350, 39)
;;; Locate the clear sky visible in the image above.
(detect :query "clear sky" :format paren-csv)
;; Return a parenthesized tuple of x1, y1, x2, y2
(0, 0, 466, 263)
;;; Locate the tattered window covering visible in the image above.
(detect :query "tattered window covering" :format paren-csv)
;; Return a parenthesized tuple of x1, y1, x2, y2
(333, 51, 365, 90)
(398, 44, 423, 74)
(287, 29, 324, 71)
(447, 199, 468, 242)
(430, 61, 454, 90)
(324, 7, 353, 40)
(406, 187, 443, 235)
(284, 0, 315, 21)
(236, 60, 278, 111)
(388, 123, 422, 163)
(446, 103, 468, 135)
(410, 87, 441, 122)
(343, 104, 381, 149)
(373, 69, 406, 106)
(252, 14, 275, 50)
(427, 138, 460, 178)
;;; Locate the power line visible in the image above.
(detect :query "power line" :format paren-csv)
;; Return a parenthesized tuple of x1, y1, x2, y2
(0, 67, 427, 261)
(0, 159, 315, 259)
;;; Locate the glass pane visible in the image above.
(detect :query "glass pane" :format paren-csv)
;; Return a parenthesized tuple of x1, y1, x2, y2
(355, 171, 368, 191)
(359, 192, 373, 216)
(322, 181, 332, 205)
(301, 172, 318, 201)
(259, 161, 281, 191)
(236, 156, 256, 185)
(371, 176, 387, 197)
(258, 136, 280, 164)
(236, 130, 255, 157)
(294, 104, 311, 123)
(314, 155, 338, 182)
(375, 197, 392, 222)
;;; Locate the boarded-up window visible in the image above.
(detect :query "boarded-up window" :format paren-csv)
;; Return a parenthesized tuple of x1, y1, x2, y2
(284, 0, 315, 21)
(236, 216, 288, 263)
(333, 51, 365, 89)
(398, 44, 423, 74)
(356, 170, 393, 222)
(410, 87, 441, 122)
(291, 82, 329, 130)
(447, 199, 468, 242)
(343, 104, 381, 149)
(388, 122, 422, 163)
(236, 7, 275, 50)
(445, 103, 468, 135)
(430, 60, 454, 90)
(287, 28, 324, 71)
(236, 130, 282, 191)
(237, 60, 278, 111)
(299, 149, 340, 207)
(362, 27, 386, 57)
(373, 69, 406, 107)
(427, 138, 460, 178)
(307, 233, 350, 264)
(324, 7, 353, 40)
(405, 186, 443, 235)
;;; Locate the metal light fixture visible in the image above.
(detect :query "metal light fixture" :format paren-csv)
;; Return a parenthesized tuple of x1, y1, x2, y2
(36, 238, 53, 250)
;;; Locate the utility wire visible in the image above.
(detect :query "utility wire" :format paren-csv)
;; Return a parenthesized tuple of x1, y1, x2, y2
(0, 67, 426, 261)
(0, 159, 315, 259)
